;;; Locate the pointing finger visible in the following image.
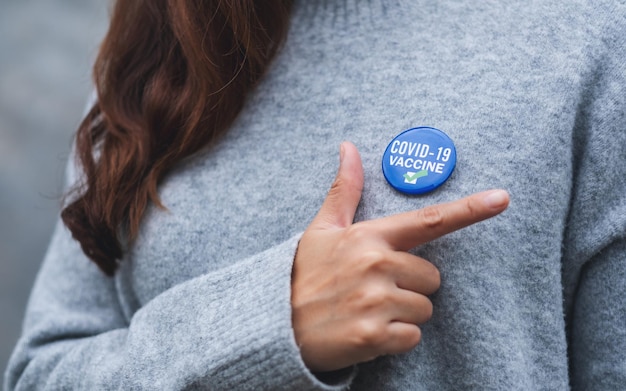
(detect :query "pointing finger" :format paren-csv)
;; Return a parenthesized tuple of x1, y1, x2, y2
(372, 189, 509, 251)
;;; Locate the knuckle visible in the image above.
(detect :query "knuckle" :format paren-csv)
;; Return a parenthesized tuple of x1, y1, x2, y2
(396, 334, 422, 353)
(417, 206, 445, 230)
(420, 298, 434, 322)
(329, 172, 363, 198)
(356, 284, 390, 310)
(464, 198, 479, 219)
(345, 223, 368, 240)
(328, 176, 346, 197)
(406, 327, 422, 349)
(433, 267, 441, 289)
(424, 264, 441, 291)
(360, 250, 390, 272)
(353, 319, 387, 348)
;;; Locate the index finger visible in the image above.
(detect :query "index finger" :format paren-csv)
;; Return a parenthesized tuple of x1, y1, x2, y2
(370, 189, 510, 251)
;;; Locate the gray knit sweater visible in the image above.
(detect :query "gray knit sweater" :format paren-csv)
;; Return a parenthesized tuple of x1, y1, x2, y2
(5, 1, 626, 390)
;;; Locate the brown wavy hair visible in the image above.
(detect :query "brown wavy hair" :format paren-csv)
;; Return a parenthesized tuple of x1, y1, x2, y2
(61, 0, 293, 276)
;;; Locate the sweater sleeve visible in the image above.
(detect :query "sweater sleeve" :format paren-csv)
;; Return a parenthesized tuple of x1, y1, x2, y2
(562, 9, 626, 389)
(3, 217, 354, 389)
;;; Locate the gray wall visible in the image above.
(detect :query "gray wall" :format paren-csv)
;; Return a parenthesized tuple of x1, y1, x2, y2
(0, 0, 108, 375)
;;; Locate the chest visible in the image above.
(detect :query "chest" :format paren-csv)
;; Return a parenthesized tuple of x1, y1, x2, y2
(121, 2, 585, 308)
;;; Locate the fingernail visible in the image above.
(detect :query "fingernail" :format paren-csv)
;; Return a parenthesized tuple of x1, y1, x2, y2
(339, 143, 345, 165)
(483, 190, 509, 209)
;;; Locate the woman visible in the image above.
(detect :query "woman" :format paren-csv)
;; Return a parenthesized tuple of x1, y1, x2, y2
(5, 0, 626, 389)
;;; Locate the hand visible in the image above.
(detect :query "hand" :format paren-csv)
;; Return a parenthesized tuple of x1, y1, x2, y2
(291, 141, 509, 372)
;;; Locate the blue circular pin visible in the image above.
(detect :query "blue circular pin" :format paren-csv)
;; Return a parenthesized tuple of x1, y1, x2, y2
(382, 127, 456, 195)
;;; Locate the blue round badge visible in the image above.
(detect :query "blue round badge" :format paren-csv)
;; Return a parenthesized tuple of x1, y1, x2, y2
(382, 127, 456, 195)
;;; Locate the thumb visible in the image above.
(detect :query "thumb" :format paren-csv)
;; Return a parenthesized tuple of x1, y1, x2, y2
(311, 141, 364, 229)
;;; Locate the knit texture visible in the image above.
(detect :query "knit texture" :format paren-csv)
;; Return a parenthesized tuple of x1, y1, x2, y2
(5, 0, 626, 389)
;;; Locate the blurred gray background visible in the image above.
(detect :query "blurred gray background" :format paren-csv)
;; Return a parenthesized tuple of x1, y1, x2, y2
(0, 0, 108, 374)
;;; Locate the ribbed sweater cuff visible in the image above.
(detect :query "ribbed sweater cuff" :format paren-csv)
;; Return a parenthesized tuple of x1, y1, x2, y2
(127, 233, 355, 390)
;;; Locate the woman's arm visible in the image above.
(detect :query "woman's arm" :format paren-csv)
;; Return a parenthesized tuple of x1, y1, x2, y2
(562, 12, 626, 387)
(4, 219, 349, 390)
